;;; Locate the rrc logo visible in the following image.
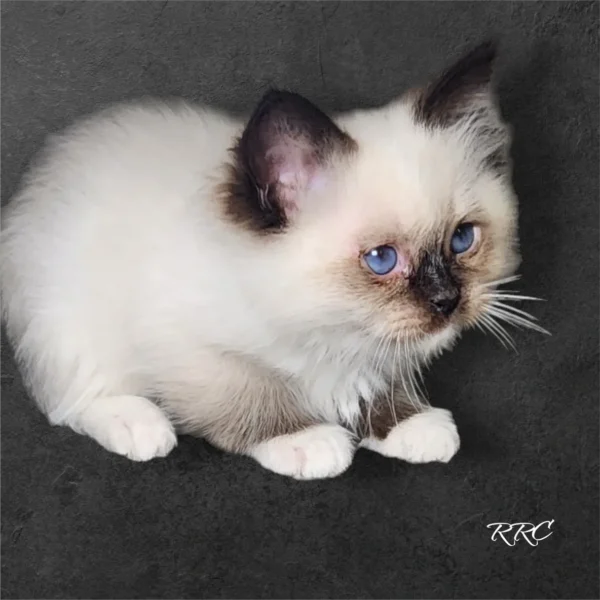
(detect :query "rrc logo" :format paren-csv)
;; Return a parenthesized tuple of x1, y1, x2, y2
(486, 520, 555, 547)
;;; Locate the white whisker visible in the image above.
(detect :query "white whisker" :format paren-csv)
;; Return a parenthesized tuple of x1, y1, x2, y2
(407, 337, 428, 404)
(389, 335, 399, 427)
(479, 313, 517, 351)
(372, 333, 389, 377)
(399, 338, 418, 411)
(399, 339, 410, 406)
(380, 334, 394, 377)
(402, 337, 427, 411)
(486, 306, 551, 336)
(488, 300, 541, 321)
(482, 292, 545, 303)
(479, 316, 511, 349)
(480, 274, 522, 288)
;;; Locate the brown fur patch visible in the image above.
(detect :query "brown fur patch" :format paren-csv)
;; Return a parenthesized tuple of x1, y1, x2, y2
(216, 150, 289, 235)
(166, 353, 319, 454)
(357, 388, 423, 440)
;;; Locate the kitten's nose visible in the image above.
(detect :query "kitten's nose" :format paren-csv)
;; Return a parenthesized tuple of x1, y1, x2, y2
(429, 290, 460, 317)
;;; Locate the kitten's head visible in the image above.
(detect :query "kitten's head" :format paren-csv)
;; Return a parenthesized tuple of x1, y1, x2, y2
(224, 41, 521, 354)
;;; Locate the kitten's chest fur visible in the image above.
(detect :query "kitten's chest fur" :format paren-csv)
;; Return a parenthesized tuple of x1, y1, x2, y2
(258, 326, 393, 425)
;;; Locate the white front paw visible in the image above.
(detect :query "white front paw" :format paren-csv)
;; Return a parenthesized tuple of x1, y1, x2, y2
(73, 395, 177, 462)
(249, 424, 356, 480)
(361, 408, 460, 463)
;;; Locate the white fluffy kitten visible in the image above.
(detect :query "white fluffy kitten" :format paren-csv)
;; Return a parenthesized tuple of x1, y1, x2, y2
(1, 42, 523, 479)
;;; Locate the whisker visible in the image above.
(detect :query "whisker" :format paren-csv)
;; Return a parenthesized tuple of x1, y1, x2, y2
(389, 335, 399, 427)
(372, 333, 389, 377)
(486, 306, 551, 336)
(399, 338, 418, 411)
(479, 316, 510, 349)
(403, 337, 426, 410)
(488, 300, 542, 321)
(407, 337, 428, 404)
(480, 274, 522, 288)
(476, 316, 501, 345)
(482, 292, 546, 303)
(480, 313, 518, 351)
(474, 321, 489, 338)
(486, 323, 516, 352)
(365, 332, 393, 439)
(399, 338, 411, 408)
(398, 355, 412, 411)
(411, 343, 426, 391)
(488, 317, 520, 351)
(380, 334, 394, 377)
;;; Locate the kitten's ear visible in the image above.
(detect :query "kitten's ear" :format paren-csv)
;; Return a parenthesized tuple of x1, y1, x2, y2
(413, 40, 512, 175)
(414, 40, 499, 127)
(232, 90, 356, 230)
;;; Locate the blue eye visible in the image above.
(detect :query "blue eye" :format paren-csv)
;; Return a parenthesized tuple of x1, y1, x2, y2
(364, 245, 398, 275)
(450, 223, 475, 254)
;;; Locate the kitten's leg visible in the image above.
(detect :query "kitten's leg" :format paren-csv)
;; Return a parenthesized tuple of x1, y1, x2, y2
(68, 396, 177, 461)
(6, 322, 177, 462)
(166, 358, 356, 480)
(359, 388, 460, 463)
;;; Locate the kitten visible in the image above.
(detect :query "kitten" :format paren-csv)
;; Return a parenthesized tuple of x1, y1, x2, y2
(1, 41, 535, 479)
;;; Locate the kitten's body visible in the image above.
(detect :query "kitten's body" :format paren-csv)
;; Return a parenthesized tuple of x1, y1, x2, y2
(1, 43, 522, 478)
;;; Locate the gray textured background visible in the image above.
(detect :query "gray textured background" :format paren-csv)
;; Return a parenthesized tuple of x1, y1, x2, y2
(1, 2, 598, 599)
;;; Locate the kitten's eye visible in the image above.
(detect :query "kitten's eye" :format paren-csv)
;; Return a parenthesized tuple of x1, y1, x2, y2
(363, 245, 398, 275)
(450, 223, 476, 254)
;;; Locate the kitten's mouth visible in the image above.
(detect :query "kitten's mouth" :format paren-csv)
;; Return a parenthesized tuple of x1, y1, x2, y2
(414, 310, 464, 337)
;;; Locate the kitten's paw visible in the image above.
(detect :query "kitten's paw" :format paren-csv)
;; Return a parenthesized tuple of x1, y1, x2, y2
(361, 408, 460, 463)
(249, 424, 356, 480)
(71, 395, 177, 461)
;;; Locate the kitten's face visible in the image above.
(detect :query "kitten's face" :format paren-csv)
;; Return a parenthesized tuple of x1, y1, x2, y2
(299, 109, 520, 345)
(226, 42, 520, 351)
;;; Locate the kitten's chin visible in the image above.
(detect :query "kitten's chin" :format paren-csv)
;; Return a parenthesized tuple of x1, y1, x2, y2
(416, 324, 459, 358)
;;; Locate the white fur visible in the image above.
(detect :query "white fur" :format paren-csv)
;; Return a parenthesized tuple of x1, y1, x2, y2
(1, 90, 515, 470)
(360, 408, 460, 463)
(71, 395, 177, 461)
(249, 424, 355, 479)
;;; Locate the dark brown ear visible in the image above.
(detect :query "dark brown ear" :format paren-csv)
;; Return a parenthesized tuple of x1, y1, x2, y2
(414, 40, 499, 127)
(413, 40, 512, 176)
(229, 90, 356, 232)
